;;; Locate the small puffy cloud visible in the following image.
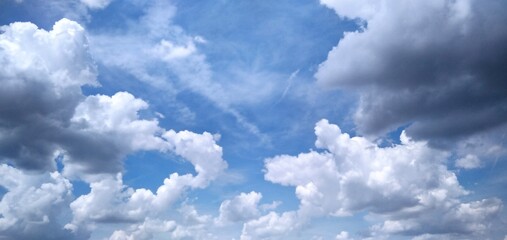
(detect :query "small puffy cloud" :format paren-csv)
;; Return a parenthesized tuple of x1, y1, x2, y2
(335, 231, 351, 240)
(80, 0, 113, 9)
(263, 119, 502, 237)
(217, 191, 262, 224)
(316, 0, 507, 145)
(153, 40, 197, 61)
(455, 154, 482, 169)
(163, 129, 228, 187)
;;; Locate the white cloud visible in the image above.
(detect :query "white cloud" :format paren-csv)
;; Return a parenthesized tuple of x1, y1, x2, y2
(0, 164, 77, 239)
(108, 218, 177, 240)
(320, 0, 380, 20)
(335, 231, 351, 240)
(71, 92, 167, 148)
(153, 40, 197, 61)
(66, 121, 227, 235)
(240, 211, 298, 240)
(106, 205, 217, 240)
(263, 119, 502, 237)
(455, 154, 482, 169)
(67, 86, 228, 181)
(61, 91, 169, 178)
(66, 125, 228, 233)
(0, 18, 97, 90)
(80, 0, 113, 9)
(163, 129, 228, 187)
(217, 191, 262, 224)
(1, 18, 230, 239)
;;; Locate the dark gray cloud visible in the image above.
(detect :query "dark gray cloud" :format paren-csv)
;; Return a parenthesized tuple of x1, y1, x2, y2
(316, 0, 507, 145)
(0, 19, 168, 177)
(0, 19, 95, 172)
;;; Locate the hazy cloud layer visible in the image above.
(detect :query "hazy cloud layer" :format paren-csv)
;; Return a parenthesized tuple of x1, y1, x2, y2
(316, 0, 507, 144)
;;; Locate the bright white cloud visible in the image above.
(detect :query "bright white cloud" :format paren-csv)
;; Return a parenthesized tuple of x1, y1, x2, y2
(80, 0, 113, 9)
(320, 0, 380, 20)
(57, 91, 170, 178)
(106, 204, 216, 240)
(0, 18, 97, 90)
(163, 129, 228, 187)
(67, 125, 227, 235)
(217, 191, 262, 224)
(108, 219, 177, 240)
(335, 231, 351, 240)
(240, 211, 298, 240)
(263, 119, 502, 238)
(64, 91, 170, 176)
(455, 154, 482, 169)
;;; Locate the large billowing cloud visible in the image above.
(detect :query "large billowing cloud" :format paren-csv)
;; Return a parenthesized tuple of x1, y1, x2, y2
(0, 18, 229, 239)
(258, 119, 502, 239)
(0, 19, 97, 171)
(316, 0, 507, 145)
(0, 19, 173, 176)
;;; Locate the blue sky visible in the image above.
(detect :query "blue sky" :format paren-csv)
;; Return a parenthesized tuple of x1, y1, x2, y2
(1, 0, 507, 239)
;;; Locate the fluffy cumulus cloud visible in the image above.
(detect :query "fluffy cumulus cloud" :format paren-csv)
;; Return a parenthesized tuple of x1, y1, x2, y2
(240, 211, 298, 240)
(262, 119, 502, 239)
(67, 129, 227, 234)
(0, 18, 229, 239)
(0, 165, 76, 240)
(316, 0, 507, 146)
(105, 203, 218, 240)
(0, 16, 166, 176)
(217, 191, 262, 224)
(0, 18, 97, 171)
(335, 231, 351, 240)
